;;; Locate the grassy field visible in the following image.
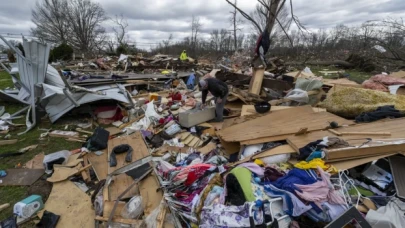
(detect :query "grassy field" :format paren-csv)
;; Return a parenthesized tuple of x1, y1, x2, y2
(0, 70, 83, 223)
(308, 65, 371, 83)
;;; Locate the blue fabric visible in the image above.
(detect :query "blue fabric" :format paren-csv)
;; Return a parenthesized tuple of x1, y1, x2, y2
(264, 184, 312, 217)
(271, 168, 318, 193)
(187, 73, 195, 86)
(306, 151, 324, 162)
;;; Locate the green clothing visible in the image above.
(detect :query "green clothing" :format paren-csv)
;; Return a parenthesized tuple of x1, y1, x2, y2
(180, 51, 188, 61)
(230, 167, 255, 202)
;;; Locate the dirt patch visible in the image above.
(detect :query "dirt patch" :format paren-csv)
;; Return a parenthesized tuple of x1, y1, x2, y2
(27, 178, 53, 203)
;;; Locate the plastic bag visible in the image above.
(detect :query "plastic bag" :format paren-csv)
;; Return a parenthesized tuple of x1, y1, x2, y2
(261, 153, 291, 165)
(43, 150, 71, 174)
(121, 196, 143, 219)
(285, 89, 309, 104)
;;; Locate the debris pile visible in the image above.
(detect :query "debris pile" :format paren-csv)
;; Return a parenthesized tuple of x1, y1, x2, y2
(2, 37, 405, 228)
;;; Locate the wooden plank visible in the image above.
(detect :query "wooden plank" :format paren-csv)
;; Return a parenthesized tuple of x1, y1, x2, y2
(0, 139, 17, 145)
(241, 105, 327, 116)
(287, 118, 405, 152)
(218, 106, 353, 142)
(139, 173, 163, 216)
(326, 143, 405, 161)
(331, 153, 399, 171)
(82, 155, 91, 183)
(199, 143, 217, 155)
(0, 169, 44, 186)
(249, 68, 265, 95)
(95, 216, 143, 226)
(38, 180, 94, 228)
(87, 150, 108, 181)
(240, 134, 293, 145)
(49, 130, 80, 139)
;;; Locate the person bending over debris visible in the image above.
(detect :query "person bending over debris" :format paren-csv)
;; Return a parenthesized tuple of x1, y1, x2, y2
(180, 50, 188, 61)
(199, 78, 229, 122)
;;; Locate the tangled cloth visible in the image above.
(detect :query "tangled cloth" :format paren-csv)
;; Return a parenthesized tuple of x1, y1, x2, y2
(355, 105, 405, 123)
(109, 144, 133, 167)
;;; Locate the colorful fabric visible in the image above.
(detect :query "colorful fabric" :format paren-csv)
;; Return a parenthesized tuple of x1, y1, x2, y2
(200, 203, 263, 228)
(295, 167, 346, 209)
(264, 184, 312, 217)
(238, 162, 264, 177)
(271, 168, 318, 193)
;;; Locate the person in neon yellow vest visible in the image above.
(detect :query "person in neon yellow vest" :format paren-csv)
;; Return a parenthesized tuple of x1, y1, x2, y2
(180, 50, 188, 61)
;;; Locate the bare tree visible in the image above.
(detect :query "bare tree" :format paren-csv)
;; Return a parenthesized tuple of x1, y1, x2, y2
(226, 0, 306, 48)
(32, 0, 107, 53)
(31, 0, 69, 43)
(162, 34, 173, 53)
(229, 0, 243, 51)
(65, 0, 107, 53)
(112, 14, 129, 46)
(191, 16, 203, 56)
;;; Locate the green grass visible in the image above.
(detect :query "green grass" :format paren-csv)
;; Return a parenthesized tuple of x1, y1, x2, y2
(0, 71, 83, 222)
(309, 66, 372, 84)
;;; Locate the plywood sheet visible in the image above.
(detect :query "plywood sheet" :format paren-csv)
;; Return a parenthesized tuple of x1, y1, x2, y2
(287, 118, 405, 152)
(0, 169, 44, 186)
(109, 173, 138, 200)
(24, 152, 45, 169)
(108, 131, 150, 173)
(38, 180, 94, 228)
(326, 143, 405, 161)
(331, 153, 399, 171)
(87, 150, 108, 181)
(218, 106, 352, 142)
(103, 201, 125, 218)
(47, 164, 83, 183)
(249, 68, 265, 95)
(105, 126, 121, 136)
(139, 173, 163, 216)
(241, 105, 326, 116)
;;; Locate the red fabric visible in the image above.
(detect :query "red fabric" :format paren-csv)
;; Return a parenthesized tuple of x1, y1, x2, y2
(371, 74, 405, 85)
(362, 80, 388, 92)
(185, 164, 213, 186)
(169, 92, 182, 101)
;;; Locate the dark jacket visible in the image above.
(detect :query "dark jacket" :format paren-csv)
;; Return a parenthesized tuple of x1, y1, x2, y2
(201, 78, 229, 103)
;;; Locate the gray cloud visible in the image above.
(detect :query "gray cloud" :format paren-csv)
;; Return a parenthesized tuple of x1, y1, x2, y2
(0, 0, 404, 49)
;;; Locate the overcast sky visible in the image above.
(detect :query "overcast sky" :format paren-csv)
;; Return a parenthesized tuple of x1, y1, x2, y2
(1, 0, 404, 49)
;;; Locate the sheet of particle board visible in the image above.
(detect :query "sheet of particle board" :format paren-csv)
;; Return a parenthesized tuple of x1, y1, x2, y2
(218, 106, 353, 142)
(0, 169, 44, 186)
(241, 105, 326, 117)
(24, 152, 45, 169)
(108, 131, 150, 173)
(109, 173, 138, 201)
(287, 118, 405, 152)
(87, 150, 108, 181)
(38, 180, 94, 228)
(139, 173, 163, 216)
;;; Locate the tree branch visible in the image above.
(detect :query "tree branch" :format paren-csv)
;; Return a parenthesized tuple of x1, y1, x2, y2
(225, 0, 263, 34)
